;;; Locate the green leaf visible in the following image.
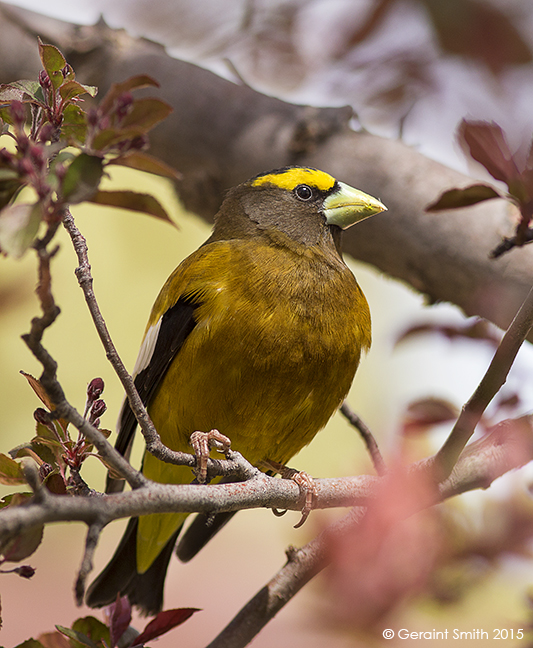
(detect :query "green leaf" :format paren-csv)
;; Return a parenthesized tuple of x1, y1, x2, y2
(71, 616, 111, 648)
(38, 39, 66, 91)
(0, 203, 41, 257)
(59, 80, 97, 103)
(107, 151, 181, 181)
(121, 97, 172, 132)
(0, 80, 43, 105)
(61, 104, 88, 145)
(56, 626, 99, 648)
(0, 176, 23, 212)
(99, 74, 160, 115)
(0, 492, 33, 509)
(14, 640, 47, 648)
(426, 184, 503, 211)
(90, 190, 174, 223)
(0, 453, 25, 485)
(2, 524, 43, 562)
(61, 154, 103, 203)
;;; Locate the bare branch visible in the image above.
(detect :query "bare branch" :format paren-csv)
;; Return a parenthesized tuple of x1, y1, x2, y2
(20, 227, 147, 490)
(340, 402, 386, 476)
(75, 522, 104, 605)
(61, 209, 256, 482)
(1, 414, 531, 561)
(433, 286, 533, 480)
(207, 507, 366, 648)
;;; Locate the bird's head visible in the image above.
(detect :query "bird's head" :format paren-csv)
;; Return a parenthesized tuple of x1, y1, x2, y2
(212, 166, 386, 249)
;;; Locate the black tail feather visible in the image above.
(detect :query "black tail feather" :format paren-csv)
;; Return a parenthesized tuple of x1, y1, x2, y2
(176, 511, 236, 563)
(86, 518, 181, 616)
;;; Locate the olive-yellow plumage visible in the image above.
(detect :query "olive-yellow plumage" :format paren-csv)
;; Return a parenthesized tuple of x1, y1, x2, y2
(86, 166, 385, 614)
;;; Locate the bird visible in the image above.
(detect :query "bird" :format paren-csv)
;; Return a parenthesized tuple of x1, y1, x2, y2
(86, 165, 386, 615)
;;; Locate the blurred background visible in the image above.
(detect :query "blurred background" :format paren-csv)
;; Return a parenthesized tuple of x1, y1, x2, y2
(2, 1, 533, 646)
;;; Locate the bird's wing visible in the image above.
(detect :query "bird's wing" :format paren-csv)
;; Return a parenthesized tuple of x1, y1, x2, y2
(106, 296, 197, 492)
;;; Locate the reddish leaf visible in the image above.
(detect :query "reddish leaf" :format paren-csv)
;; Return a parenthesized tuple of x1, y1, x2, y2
(396, 319, 500, 347)
(325, 463, 442, 629)
(108, 596, 131, 648)
(36, 631, 71, 648)
(107, 152, 181, 181)
(458, 120, 520, 184)
(134, 608, 200, 645)
(43, 471, 67, 495)
(421, 0, 532, 75)
(426, 183, 502, 211)
(99, 75, 160, 115)
(21, 372, 54, 411)
(90, 127, 147, 152)
(401, 398, 458, 436)
(120, 98, 172, 133)
(89, 190, 174, 223)
(2, 524, 43, 562)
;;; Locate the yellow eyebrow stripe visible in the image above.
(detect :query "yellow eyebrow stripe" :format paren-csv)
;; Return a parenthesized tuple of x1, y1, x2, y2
(252, 168, 336, 192)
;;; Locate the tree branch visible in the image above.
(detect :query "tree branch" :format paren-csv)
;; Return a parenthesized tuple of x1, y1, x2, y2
(340, 402, 386, 476)
(204, 414, 533, 648)
(61, 209, 259, 484)
(432, 285, 533, 480)
(19, 225, 146, 490)
(0, 4, 532, 342)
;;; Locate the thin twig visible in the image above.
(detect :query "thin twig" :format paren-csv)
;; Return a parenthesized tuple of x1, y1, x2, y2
(75, 522, 104, 605)
(21, 226, 147, 490)
(432, 285, 533, 480)
(61, 209, 248, 477)
(340, 402, 386, 476)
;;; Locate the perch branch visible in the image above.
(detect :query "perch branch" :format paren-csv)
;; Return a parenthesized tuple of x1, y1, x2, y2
(205, 414, 533, 647)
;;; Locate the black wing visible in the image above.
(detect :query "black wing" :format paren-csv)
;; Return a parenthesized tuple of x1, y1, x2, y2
(106, 296, 197, 493)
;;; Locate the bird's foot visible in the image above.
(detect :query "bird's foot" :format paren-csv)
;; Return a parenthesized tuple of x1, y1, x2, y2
(263, 459, 318, 528)
(189, 429, 231, 483)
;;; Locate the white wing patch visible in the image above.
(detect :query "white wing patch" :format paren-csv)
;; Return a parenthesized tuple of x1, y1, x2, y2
(133, 317, 162, 376)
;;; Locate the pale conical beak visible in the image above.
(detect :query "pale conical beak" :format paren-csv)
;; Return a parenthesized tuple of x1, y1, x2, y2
(323, 181, 387, 229)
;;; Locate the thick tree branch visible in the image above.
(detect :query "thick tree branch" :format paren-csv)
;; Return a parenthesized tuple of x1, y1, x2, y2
(0, 3, 532, 341)
(0, 414, 531, 583)
(207, 507, 366, 648)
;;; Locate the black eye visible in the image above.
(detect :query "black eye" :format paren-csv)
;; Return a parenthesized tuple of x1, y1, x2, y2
(294, 184, 313, 201)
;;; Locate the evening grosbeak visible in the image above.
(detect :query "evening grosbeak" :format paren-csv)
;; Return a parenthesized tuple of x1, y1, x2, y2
(86, 166, 386, 614)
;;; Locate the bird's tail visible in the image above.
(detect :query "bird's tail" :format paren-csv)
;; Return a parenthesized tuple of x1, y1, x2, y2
(85, 517, 181, 616)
